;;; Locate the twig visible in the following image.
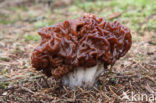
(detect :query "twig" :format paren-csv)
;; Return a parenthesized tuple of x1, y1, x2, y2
(21, 87, 35, 94)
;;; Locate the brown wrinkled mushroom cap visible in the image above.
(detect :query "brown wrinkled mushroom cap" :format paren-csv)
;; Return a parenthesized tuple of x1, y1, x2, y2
(31, 14, 132, 78)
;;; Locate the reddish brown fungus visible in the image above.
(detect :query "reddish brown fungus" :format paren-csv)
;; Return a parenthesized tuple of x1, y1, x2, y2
(31, 14, 132, 78)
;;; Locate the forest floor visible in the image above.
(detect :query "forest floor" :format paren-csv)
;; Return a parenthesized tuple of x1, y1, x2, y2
(0, 0, 156, 103)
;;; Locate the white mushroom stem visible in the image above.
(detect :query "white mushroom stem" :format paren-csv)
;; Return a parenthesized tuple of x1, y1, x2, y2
(62, 63, 104, 88)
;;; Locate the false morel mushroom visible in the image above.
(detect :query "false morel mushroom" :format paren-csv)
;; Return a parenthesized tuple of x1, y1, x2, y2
(31, 14, 132, 87)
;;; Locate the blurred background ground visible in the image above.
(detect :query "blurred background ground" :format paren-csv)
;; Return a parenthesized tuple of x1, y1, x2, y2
(0, 0, 156, 102)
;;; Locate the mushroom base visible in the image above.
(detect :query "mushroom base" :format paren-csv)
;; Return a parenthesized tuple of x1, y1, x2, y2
(62, 63, 104, 88)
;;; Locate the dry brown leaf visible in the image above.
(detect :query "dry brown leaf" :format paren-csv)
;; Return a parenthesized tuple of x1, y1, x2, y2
(108, 12, 122, 19)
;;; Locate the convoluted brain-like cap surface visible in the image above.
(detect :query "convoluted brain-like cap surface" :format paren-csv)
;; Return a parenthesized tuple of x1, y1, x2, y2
(31, 14, 132, 78)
